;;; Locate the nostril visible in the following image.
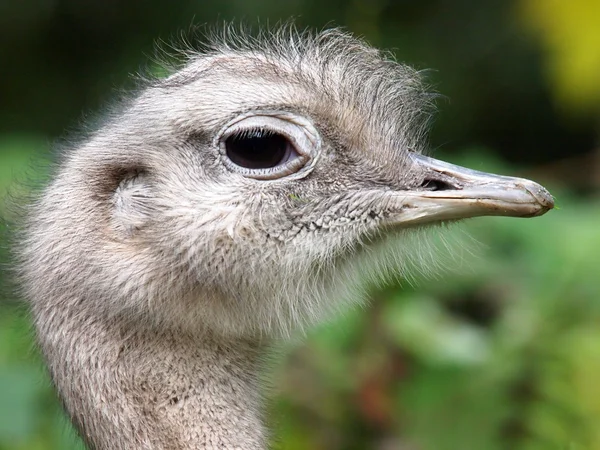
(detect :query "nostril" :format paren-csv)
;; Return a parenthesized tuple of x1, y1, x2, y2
(421, 179, 454, 191)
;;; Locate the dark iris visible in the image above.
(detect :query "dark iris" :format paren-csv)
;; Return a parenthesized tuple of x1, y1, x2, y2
(225, 129, 291, 169)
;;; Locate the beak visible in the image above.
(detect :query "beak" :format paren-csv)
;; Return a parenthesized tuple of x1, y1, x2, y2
(386, 153, 554, 226)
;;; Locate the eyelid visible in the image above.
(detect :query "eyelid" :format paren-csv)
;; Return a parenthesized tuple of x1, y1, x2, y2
(215, 112, 322, 181)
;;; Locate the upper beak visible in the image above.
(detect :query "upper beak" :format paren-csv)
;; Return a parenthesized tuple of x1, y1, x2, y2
(386, 154, 555, 226)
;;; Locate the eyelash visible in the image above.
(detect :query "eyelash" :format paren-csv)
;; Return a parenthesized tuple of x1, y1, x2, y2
(236, 128, 274, 140)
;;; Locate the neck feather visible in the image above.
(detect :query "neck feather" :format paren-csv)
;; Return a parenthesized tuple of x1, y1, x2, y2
(34, 307, 268, 449)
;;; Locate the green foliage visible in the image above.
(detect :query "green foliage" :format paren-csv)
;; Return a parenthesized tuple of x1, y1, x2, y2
(520, 0, 600, 114)
(0, 310, 85, 450)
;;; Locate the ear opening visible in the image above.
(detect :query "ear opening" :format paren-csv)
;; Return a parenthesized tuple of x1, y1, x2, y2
(111, 169, 155, 238)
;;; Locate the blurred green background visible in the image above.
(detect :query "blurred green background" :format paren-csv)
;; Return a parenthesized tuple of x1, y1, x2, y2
(1, 0, 599, 449)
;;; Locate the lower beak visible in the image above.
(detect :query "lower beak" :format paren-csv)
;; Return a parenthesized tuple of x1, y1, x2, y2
(386, 154, 554, 226)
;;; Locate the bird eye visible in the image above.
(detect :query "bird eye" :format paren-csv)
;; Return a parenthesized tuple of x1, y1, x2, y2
(217, 114, 320, 180)
(225, 129, 298, 170)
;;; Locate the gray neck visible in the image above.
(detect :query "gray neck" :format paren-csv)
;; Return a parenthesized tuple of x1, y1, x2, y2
(34, 308, 268, 449)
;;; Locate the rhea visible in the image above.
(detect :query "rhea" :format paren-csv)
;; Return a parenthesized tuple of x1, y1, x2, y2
(18, 29, 553, 449)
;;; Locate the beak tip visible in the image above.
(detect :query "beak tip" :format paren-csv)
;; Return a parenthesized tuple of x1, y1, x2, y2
(521, 181, 555, 215)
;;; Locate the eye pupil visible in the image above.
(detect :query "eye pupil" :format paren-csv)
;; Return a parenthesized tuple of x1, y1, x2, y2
(225, 130, 291, 169)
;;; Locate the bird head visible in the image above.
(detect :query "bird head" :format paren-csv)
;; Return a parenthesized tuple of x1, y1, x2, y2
(23, 28, 553, 339)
